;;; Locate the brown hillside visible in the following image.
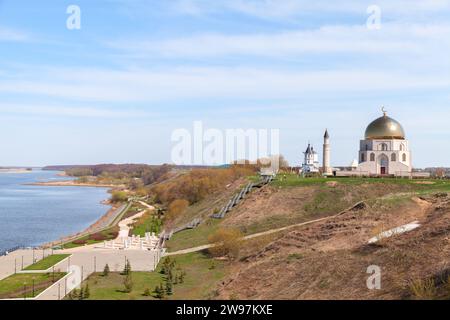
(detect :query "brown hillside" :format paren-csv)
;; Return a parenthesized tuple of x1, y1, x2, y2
(216, 193, 450, 300)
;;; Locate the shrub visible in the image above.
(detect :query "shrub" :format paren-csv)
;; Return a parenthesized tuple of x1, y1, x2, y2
(123, 273, 133, 293)
(143, 288, 151, 297)
(165, 199, 189, 224)
(122, 260, 132, 276)
(89, 233, 108, 241)
(103, 264, 110, 277)
(111, 191, 128, 203)
(153, 283, 165, 299)
(72, 239, 87, 245)
(152, 166, 256, 205)
(409, 278, 437, 300)
(208, 228, 244, 260)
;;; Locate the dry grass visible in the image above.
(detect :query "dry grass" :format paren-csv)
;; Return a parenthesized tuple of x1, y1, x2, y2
(409, 278, 437, 300)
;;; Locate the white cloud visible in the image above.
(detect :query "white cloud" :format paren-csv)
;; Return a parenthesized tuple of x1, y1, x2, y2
(172, 0, 450, 20)
(0, 26, 28, 42)
(0, 66, 449, 103)
(0, 104, 150, 118)
(106, 22, 450, 62)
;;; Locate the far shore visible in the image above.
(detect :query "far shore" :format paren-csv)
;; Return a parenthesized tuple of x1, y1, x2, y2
(27, 180, 120, 188)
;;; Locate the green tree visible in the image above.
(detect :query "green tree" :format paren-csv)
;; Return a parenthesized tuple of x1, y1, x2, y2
(103, 264, 110, 277)
(123, 260, 132, 275)
(153, 283, 165, 299)
(78, 287, 84, 300)
(143, 288, 151, 297)
(123, 273, 133, 293)
(84, 284, 90, 299)
(165, 276, 173, 296)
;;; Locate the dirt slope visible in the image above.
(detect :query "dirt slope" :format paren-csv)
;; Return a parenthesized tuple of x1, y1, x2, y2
(216, 193, 450, 300)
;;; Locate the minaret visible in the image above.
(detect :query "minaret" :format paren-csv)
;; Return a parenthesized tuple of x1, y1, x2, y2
(323, 129, 332, 176)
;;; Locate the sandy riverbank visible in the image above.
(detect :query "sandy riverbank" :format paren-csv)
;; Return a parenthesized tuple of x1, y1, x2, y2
(0, 169, 33, 174)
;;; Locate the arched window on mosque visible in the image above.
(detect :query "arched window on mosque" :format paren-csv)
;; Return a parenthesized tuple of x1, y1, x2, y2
(391, 153, 396, 162)
(380, 143, 388, 151)
(370, 153, 375, 162)
(365, 145, 369, 151)
(361, 153, 365, 162)
(400, 144, 405, 151)
(402, 153, 407, 162)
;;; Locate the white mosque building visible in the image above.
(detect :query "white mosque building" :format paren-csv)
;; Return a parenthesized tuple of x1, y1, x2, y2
(301, 108, 429, 178)
(355, 109, 412, 176)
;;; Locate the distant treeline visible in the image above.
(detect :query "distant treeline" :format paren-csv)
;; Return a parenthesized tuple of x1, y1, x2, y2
(42, 164, 229, 186)
(42, 164, 224, 174)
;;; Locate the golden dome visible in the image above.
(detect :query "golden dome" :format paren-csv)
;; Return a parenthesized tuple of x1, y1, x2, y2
(365, 111, 405, 140)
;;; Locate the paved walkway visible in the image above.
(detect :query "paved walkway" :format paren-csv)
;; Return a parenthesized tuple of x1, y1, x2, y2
(0, 247, 162, 300)
(36, 248, 162, 300)
(166, 213, 343, 256)
(0, 249, 54, 281)
(116, 205, 154, 239)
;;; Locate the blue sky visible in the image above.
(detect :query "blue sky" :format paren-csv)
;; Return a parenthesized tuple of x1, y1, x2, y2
(1, 0, 450, 167)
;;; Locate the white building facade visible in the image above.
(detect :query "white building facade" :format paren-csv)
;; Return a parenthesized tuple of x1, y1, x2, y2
(357, 111, 412, 176)
(302, 143, 320, 174)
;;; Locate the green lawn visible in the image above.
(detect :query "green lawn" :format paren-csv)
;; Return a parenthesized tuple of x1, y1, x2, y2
(272, 173, 450, 190)
(132, 212, 162, 237)
(82, 252, 227, 300)
(0, 272, 66, 299)
(24, 254, 71, 271)
(165, 219, 221, 252)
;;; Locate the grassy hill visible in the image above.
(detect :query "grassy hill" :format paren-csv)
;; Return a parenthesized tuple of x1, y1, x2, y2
(83, 174, 450, 300)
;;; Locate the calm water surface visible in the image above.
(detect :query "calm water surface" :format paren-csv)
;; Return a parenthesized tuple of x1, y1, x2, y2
(0, 170, 110, 252)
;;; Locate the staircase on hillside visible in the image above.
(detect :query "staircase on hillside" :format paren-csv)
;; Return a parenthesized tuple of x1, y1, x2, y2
(158, 175, 274, 246)
(211, 175, 274, 219)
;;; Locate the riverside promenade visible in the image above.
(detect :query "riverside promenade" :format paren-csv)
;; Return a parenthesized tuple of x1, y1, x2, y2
(0, 205, 164, 300)
(0, 246, 163, 300)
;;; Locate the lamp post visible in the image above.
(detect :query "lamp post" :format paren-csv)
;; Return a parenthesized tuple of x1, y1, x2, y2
(21, 256, 24, 270)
